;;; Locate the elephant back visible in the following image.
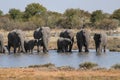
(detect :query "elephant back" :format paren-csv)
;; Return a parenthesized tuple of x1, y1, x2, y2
(94, 33, 107, 45)
(60, 29, 74, 41)
(34, 28, 42, 39)
(76, 29, 90, 43)
(33, 27, 50, 39)
(8, 31, 20, 43)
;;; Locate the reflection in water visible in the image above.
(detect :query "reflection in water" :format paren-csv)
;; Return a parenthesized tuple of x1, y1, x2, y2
(0, 49, 120, 69)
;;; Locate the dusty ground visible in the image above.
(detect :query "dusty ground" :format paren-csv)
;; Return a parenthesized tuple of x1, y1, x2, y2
(0, 68, 120, 80)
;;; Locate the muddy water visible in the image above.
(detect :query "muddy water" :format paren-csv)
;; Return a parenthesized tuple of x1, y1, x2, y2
(0, 50, 120, 69)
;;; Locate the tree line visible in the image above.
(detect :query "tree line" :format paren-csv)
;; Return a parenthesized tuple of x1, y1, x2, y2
(0, 3, 120, 31)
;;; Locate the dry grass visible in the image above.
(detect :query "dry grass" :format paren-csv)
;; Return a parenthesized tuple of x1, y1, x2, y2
(0, 68, 120, 80)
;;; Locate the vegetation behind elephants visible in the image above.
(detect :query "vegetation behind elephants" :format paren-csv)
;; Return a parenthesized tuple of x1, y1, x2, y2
(0, 3, 120, 30)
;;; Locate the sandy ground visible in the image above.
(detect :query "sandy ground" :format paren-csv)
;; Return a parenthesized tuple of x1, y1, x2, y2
(0, 68, 120, 80)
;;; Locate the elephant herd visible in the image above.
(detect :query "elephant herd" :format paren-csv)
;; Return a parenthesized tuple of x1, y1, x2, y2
(58, 29, 107, 54)
(0, 27, 107, 54)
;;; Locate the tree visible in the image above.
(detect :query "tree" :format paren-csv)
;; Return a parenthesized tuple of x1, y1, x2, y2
(90, 10, 104, 23)
(59, 8, 90, 29)
(9, 8, 22, 20)
(24, 3, 47, 19)
(97, 19, 119, 30)
(111, 9, 120, 21)
(47, 11, 62, 28)
(0, 10, 3, 16)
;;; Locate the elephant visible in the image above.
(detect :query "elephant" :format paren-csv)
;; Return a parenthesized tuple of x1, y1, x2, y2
(93, 33, 107, 54)
(57, 37, 72, 52)
(7, 29, 25, 53)
(24, 39, 37, 53)
(59, 29, 74, 52)
(76, 29, 90, 52)
(0, 34, 4, 53)
(33, 27, 50, 53)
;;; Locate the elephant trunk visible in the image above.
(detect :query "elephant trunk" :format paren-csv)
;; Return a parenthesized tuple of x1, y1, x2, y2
(21, 39, 25, 53)
(42, 32, 48, 52)
(19, 35, 25, 53)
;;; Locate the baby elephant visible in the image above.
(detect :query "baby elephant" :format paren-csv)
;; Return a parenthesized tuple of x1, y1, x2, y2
(93, 33, 107, 54)
(57, 37, 72, 52)
(24, 39, 37, 53)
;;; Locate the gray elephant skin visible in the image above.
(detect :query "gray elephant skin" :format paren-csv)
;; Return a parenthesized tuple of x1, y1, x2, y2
(0, 34, 4, 53)
(76, 29, 90, 52)
(60, 29, 74, 52)
(24, 39, 36, 53)
(7, 29, 25, 53)
(33, 27, 50, 53)
(57, 37, 72, 52)
(93, 33, 107, 54)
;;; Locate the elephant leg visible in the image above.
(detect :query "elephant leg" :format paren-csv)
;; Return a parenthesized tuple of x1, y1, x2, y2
(25, 48, 27, 53)
(59, 46, 63, 52)
(78, 43, 82, 52)
(8, 42, 11, 53)
(0, 45, 2, 53)
(57, 47, 60, 52)
(85, 47, 89, 52)
(68, 43, 73, 52)
(84, 43, 89, 52)
(43, 46, 47, 53)
(43, 41, 48, 53)
(79, 45, 82, 52)
(97, 45, 101, 54)
(104, 46, 106, 52)
(77, 41, 82, 52)
(14, 47, 17, 53)
(42, 39, 48, 53)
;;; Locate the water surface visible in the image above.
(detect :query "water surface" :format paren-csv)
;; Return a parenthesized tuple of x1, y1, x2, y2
(0, 50, 120, 69)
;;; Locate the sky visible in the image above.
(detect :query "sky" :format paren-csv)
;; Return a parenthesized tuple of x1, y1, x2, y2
(0, 0, 120, 14)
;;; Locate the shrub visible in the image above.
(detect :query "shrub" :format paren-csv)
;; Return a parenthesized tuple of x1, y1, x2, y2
(79, 62, 98, 69)
(96, 19, 119, 30)
(111, 64, 120, 69)
(28, 63, 55, 68)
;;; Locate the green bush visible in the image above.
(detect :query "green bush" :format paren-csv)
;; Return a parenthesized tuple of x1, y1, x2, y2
(111, 64, 120, 69)
(28, 63, 55, 68)
(96, 19, 119, 30)
(79, 62, 98, 69)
